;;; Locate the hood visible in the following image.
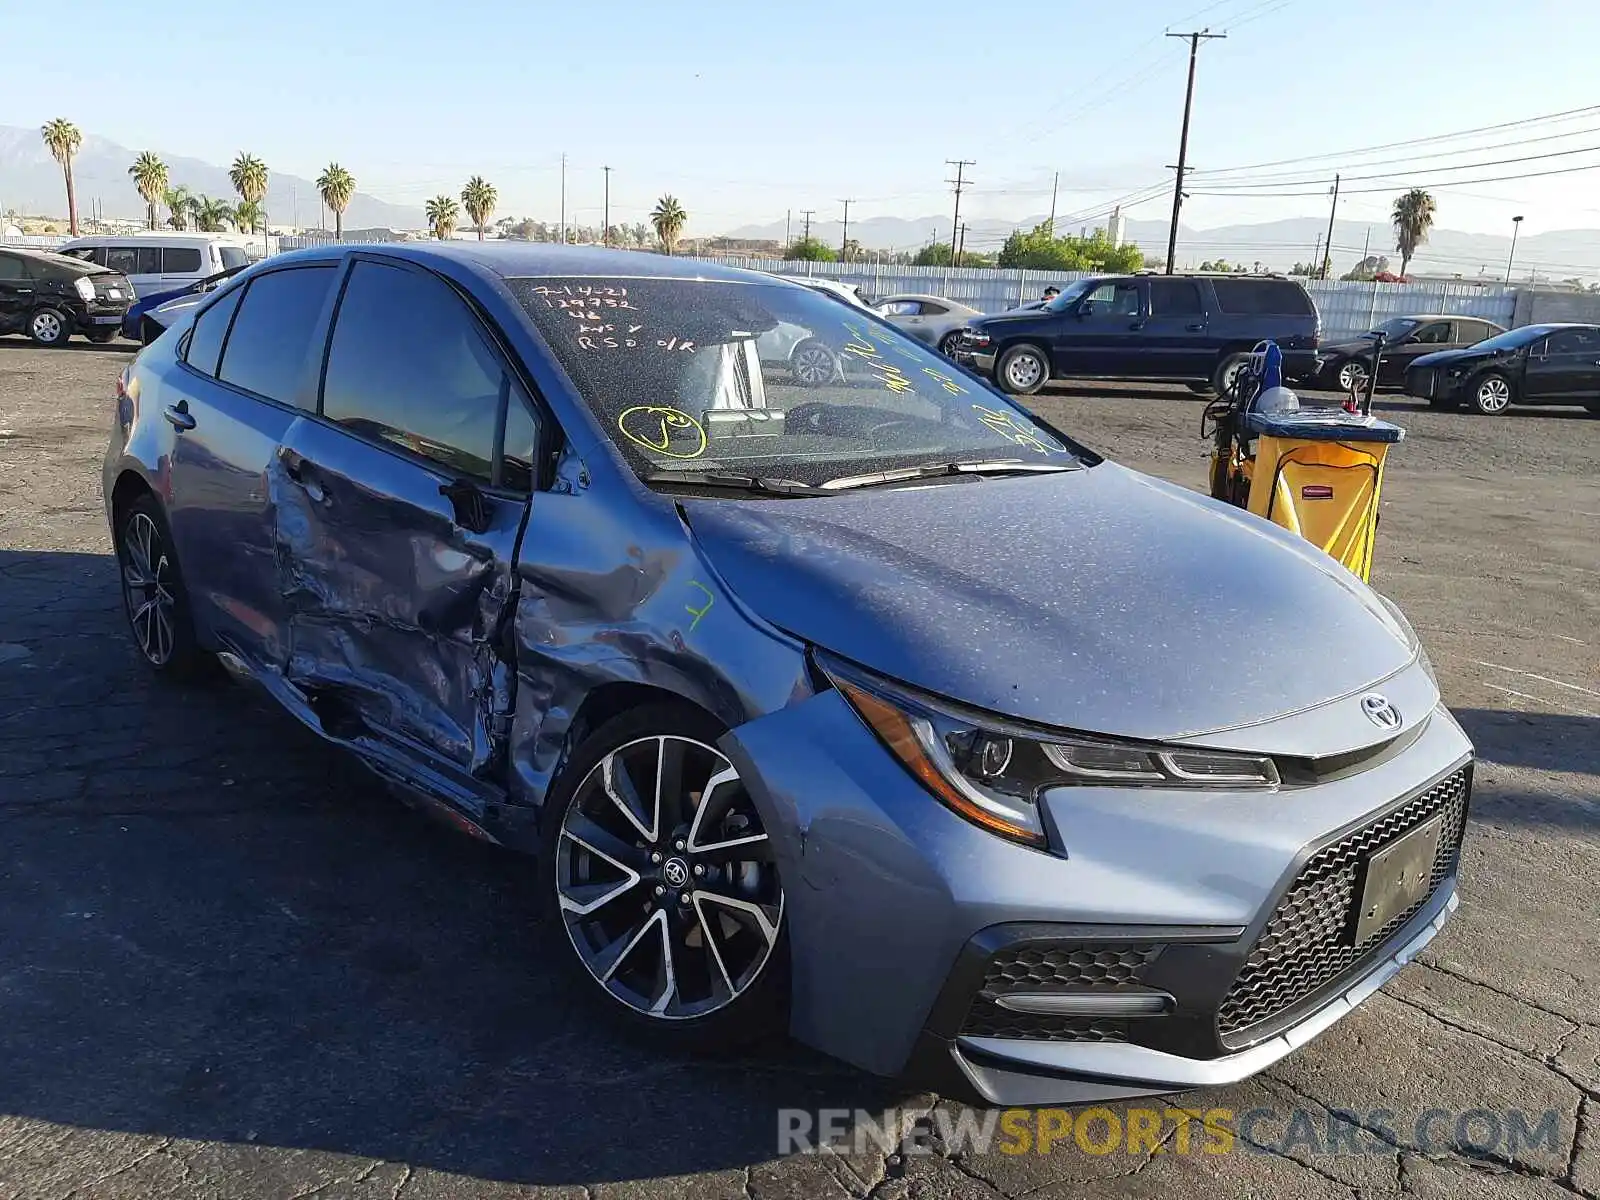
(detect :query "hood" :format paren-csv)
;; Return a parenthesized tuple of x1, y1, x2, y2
(682, 464, 1416, 743)
(1412, 346, 1501, 369)
(974, 308, 1052, 330)
(1320, 335, 1384, 357)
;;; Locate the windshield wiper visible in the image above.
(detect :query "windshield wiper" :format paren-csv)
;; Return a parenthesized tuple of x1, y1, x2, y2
(641, 469, 828, 496)
(821, 459, 1080, 491)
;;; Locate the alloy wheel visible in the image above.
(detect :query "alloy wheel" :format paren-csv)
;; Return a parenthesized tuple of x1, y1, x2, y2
(556, 735, 783, 1021)
(792, 344, 836, 385)
(30, 311, 65, 344)
(1337, 360, 1369, 393)
(120, 511, 177, 666)
(1476, 377, 1511, 413)
(1005, 352, 1043, 390)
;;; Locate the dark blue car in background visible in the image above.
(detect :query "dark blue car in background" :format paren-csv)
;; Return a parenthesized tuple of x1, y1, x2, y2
(121, 265, 248, 342)
(103, 244, 1469, 1106)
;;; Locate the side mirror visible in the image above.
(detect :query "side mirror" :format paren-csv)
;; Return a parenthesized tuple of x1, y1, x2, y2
(439, 478, 491, 535)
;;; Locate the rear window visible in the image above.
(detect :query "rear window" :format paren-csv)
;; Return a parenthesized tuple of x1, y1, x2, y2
(165, 247, 203, 273)
(219, 246, 249, 270)
(216, 266, 337, 405)
(1209, 278, 1316, 316)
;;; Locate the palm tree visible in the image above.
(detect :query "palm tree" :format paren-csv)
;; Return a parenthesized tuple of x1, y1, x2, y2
(425, 194, 460, 240)
(229, 152, 268, 222)
(1391, 188, 1437, 279)
(40, 119, 83, 236)
(316, 163, 356, 238)
(128, 152, 168, 231)
(460, 176, 497, 240)
(163, 185, 193, 230)
(630, 222, 652, 249)
(234, 199, 264, 234)
(650, 195, 687, 255)
(189, 195, 236, 232)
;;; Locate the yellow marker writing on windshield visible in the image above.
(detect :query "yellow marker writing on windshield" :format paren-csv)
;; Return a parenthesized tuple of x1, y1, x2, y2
(617, 406, 708, 459)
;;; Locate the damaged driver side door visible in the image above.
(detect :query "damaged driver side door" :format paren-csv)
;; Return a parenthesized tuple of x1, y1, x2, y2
(272, 256, 541, 802)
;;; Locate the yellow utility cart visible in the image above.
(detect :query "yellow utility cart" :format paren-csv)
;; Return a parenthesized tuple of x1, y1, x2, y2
(1207, 340, 1405, 583)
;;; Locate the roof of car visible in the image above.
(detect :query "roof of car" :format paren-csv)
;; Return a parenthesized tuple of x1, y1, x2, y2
(268, 241, 779, 284)
(1389, 313, 1505, 323)
(0, 245, 100, 271)
(878, 293, 973, 306)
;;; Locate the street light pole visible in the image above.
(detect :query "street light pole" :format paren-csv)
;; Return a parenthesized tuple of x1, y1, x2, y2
(1505, 214, 1524, 284)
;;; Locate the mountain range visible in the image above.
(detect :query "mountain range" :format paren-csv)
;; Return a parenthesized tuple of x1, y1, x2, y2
(0, 125, 422, 231)
(7, 125, 1600, 280)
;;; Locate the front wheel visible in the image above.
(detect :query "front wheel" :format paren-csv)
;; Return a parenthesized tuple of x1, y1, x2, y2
(937, 331, 963, 357)
(789, 339, 839, 386)
(1471, 372, 1514, 414)
(543, 703, 788, 1052)
(996, 344, 1049, 395)
(1212, 352, 1252, 398)
(1334, 358, 1370, 394)
(27, 307, 71, 346)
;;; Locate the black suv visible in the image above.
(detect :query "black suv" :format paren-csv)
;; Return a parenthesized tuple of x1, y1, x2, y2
(0, 247, 134, 346)
(953, 273, 1320, 395)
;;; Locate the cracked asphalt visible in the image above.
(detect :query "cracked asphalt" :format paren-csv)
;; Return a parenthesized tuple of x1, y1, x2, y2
(0, 340, 1596, 1199)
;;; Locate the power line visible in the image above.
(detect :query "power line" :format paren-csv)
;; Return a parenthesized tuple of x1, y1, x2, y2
(946, 159, 975, 268)
(1187, 158, 1600, 197)
(1164, 29, 1226, 273)
(1194, 141, 1600, 192)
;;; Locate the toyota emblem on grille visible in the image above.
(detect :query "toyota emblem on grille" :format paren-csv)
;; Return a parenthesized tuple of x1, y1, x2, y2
(1360, 693, 1401, 729)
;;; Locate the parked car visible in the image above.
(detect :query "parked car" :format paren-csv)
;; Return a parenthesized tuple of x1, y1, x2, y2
(0, 246, 133, 346)
(757, 275, 875, 383)
(873, 293, 984, 355)
(1316, 314, 1507, 393)
(57, 233, 251, 299)
(104, 244, 1471, 1107)
(953, 273, 1321, 395)
(126, 264, 249, 343)
(1404, 322, 1600, 415)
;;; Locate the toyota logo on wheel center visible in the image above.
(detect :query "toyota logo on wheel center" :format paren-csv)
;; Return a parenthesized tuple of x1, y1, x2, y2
(662, 857, 690, 888)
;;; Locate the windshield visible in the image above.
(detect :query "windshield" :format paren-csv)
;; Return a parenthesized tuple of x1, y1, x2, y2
(1043, 280, 1097, 313)
(1371, 317, 1419, 339)
(1470, 326, 1547, 352)
(513, 275, 1087, 488)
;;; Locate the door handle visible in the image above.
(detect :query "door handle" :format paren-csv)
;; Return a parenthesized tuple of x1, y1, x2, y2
(278, 448, 325, 502)
(162, 401, 196, 431)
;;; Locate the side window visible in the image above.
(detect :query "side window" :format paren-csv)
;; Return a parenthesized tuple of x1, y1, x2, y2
(104, 246, 140, 275)
(57, 247, 97, 263)
(183, 286, 244, 377)
(136, 247, 163, 275)
(216, 266, 337, 405)
(1414, 321, 1452, 344)
(1149, 279, 1203, 316)
(1081, 282, 1140, 318)
(921, 301, 949, 316)
(1212, 279, 1315, 315)
(321, 260, 538, 489)
(879, 300, 919, 316)
(1546, 328, 1600, 355)
(164, 247, 203, 273)
(0, 254, 26, 281)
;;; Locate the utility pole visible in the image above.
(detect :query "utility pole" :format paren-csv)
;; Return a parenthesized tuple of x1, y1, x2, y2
(839, 198, 852, 261)
(559, 153, 567, 245)
(958, 223, 968, 258)
(1047, 171, 1059, 236)
(1311, 232, 1323, 279)
(1361, 225, 1371, 268)
(1164, 29, 1225, 274)
(946, 159, 974, 269)
(1506, 214, 1524, 283)
(602, 166, 611, 245)
(1320, 173, 1340, 279)
(800, 209, 815, 244)
(785, 209, 792, 249)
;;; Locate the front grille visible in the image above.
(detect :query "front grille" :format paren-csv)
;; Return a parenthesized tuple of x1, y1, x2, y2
(982, 945, 1160, 993)
(962, 1004, 1129, 1042)
(1217, 765, 1470, 1042)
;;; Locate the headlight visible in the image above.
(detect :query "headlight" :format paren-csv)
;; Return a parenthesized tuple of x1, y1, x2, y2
(965, 331, 991, 347)
(74, 277, 96, 302)
(824, 661, 1280, 849)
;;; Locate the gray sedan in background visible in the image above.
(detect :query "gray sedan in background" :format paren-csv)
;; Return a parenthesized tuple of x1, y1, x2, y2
(874, 293, 984, 355)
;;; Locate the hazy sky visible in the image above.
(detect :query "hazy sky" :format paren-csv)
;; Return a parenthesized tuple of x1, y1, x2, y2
(6, 0, 1600, 246)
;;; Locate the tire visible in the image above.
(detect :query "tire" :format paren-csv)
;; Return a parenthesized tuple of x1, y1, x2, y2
(1212, 352, 1252, 398)
(1470, 371, 1514, 415)
(789, 339, 839, 386)
(27, 307, 71, 347)
(87, 328, 118, 344)
(1333, 358, 1370, 394)
(114, 495, 207, 677)
(937, 331, 963, 357)
(541, 702, 788, 1053)
(996, 343, 1049, 395)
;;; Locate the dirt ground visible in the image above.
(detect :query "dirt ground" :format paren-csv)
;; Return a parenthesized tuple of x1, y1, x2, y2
(0, 342, 1596, 1199)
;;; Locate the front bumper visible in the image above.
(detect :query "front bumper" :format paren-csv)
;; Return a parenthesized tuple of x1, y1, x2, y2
(722, 679, 1473, 1106)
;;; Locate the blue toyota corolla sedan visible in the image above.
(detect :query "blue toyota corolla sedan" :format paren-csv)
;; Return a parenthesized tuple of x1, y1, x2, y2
(104, 244, 1472, 1105)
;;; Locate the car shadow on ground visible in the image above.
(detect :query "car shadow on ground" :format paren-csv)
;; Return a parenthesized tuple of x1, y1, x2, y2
(1453, 707, 1600, 778)
(0, 337, 136, 354)
(0, 549, 910, 1188)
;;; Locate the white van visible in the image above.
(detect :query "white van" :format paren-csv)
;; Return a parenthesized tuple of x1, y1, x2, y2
(55, 233, 252, 299)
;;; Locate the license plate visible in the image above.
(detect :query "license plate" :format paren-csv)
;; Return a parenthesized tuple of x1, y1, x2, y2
(1351, 812, 1445, 944)
(93, 315, 122, 325)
